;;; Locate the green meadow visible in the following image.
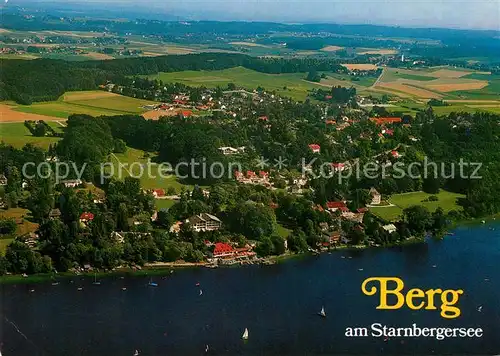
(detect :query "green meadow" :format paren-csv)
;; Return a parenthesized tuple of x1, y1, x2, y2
(370, 190, 464, 222)
(0, 122, 61, 149)
(13, 91, 155, 119)
(145, 66, 323, 101)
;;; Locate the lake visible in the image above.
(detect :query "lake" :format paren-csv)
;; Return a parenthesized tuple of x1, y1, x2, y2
(1, 222, 499, 355)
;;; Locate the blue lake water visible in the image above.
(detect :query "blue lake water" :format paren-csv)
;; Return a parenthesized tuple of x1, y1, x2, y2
(1, 222, 499, 355)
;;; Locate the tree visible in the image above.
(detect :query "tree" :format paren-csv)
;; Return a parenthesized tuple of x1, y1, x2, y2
(403, 205, 432, 235)
(0, 218, 17, 235)
(306, 70, 321, 83)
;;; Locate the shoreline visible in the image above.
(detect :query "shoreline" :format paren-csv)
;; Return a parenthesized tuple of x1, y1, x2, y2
(1, 216, 498, 285)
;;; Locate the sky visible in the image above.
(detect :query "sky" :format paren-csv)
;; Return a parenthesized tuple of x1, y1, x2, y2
(19, 0, 500, 30)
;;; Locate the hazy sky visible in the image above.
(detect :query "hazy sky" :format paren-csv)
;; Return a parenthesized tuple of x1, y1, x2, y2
(27, 0, 500, 30)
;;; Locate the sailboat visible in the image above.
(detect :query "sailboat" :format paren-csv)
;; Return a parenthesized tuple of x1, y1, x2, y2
(242, 328, 249, 340)
(318, 306, 326, 318)
(148, 278, 158, 287)
(133, 350, 140, 356)
(199, 289, 203, 296)
(92, 272, 101, 285)
(205, 344, 209, 353)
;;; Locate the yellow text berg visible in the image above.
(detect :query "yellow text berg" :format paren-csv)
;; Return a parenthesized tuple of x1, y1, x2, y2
(361, 277, 464, 319)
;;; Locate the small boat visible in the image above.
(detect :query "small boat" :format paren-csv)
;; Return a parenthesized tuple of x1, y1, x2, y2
(318, 306, 326, 318)
(77, 287, 83, 291)
(122, 287, 127, 291)
(481, 220, 486, 224)
(51, 282, 59, 286)
(477, 306, 483, 312)
(205, 344, 209, 353)
(242, 328, 249, 340)
(199, 289, 203, 296)
(148, 278, 158, 287)
(358, 268, 364, 271)
(133, 350, 140, 356)
(92, 273, 101, 285)
(29, 289, 35, 293)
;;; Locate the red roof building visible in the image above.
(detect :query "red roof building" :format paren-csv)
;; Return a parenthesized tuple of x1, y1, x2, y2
(330, 163, 346, 171)
(326, 201, 347, 211)
(391, 150, 400, 158)
(246, 170, 256, 178)
(325, 120, 336, 125)
(213, 242, 234, 258)
(259, 171, 269, 178)
(258, 115, 268, 121)
(384, 129, 394, 136)
(153, 189, 165, 198)
(180, 110, 193, 118)
(357, 207, 369, 213)
(308, 144, 321, 153)
(80, 212, 94, 221)
(234, 171, 244, 179)
(325, 95, 333, 100)
(370, 117, 402, 126)
(173, 99, 187, 105)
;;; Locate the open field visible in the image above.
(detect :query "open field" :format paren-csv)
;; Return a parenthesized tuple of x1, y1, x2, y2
(9, 91, 155, 119)
(145, 66, 324, 101)
(0, 103, 61, 122)
(230, 41, 272, 48)
(320, 45, 344, 52)
(341, 64, 378, 70)
(373, 67, 500, 101)
(0, 122, 61, 148)
(370, 190, 464, 221)
(358, 49, 397, 55)
(0, 208, 39, 236)
(83, 52, 115, 60)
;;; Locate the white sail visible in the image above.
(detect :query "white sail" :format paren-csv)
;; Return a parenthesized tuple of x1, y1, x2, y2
(242, 328, 249, 340)
(199, 289, 203, 296)
(320, 306, 326, 317)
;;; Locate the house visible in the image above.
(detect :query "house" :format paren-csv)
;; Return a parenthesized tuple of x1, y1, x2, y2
(369, 188, 381, 205)
(330, 163, 346, 172)
(322, 230, 341, 245)
(258, 171, 269, 180)
(152, 189, 166, 198)
(382, 224, 397, 234)
(213, 242, 234, 258)
(49, 209, 61, 219)
(258, 115, 268, 121)
(169, 221, 183, 234)
(370, 117, 402, 126)
(61, 179, 82, 188)
(308, 144, 321, 153)
(0, 174, 7, 186)
(218, 146, 245, 155)
(185, 213, 222, 232)
(325, 120, 336, 125)
(212, 242, 256, 261)
(179, 110, 193, 118)
(326, 201, 347, 212)
(382, 129, 394, 136)
(79, 212, 94, 223)
(391, 150, 400, 159)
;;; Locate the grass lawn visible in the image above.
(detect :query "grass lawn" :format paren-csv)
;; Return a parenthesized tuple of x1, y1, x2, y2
(0, 238, 14, 255)
(0, 208, 39, 236)
(0, 122, 61, 149)
(109, 147, 199, 194)
(144, 66, 322, 101)
(370, 190, 464, 222)
(155, 199, 177, 210)
(275, 223, 292, 238)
